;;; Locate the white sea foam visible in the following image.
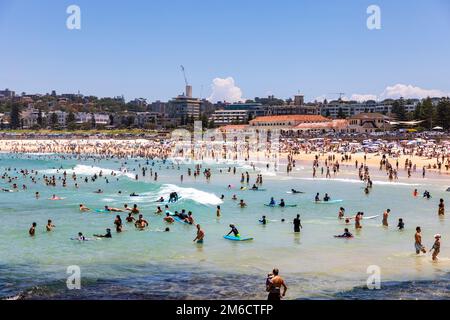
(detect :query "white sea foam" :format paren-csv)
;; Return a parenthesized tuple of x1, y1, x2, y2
(40, 165, 135, 179)
(158, 184, 223, 206)
(296, 177, 423, 186)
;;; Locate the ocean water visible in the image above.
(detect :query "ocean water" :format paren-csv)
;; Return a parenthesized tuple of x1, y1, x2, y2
(0, 153, 449, 300)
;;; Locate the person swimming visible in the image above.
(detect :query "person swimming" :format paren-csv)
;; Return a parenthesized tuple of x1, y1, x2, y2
(279, 199, 286, 207)
(260, 215, 267, 225)
(323, 193, 330, 202)
(130, 192, 139, 197)
(74, 232, 87, 241)
(315, 193, 320, 202)
(335, 228, 353, 238)
(239, 199, 247, 208)
(94, 228, 112, 238)
(79, 204, 90, 212)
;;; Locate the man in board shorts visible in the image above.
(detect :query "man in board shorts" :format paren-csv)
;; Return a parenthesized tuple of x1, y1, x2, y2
(415, 226, 426, 254)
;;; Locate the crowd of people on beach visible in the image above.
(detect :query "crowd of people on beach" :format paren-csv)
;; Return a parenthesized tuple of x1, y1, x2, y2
(1, 136, 449, 300)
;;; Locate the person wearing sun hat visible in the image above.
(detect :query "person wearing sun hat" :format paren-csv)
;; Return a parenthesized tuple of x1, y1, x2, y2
(430, 234, 441, 261)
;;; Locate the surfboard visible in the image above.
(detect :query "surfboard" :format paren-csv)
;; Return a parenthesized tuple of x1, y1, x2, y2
(174, 216, 192, 225)
(70, 237, 92, 241)
(166, 196, 183, 204)
(95, 209, 110, 213)
(165, 210, 176, 216)
(314, 200, 343, 204)
(223, 235, 253, 241)
(264, 204, 297, 208)
(363, 215, 380, 220)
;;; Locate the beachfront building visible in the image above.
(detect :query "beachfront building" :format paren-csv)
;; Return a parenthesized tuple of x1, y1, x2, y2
(20, 106, 42, 128)
(348, 113, 392, 133)
(320, 100, 419, 118)
(249, 115, 330, 129)
(293, 119, 349, 134)
(168, 85, 201, 120)
(76, 112, 110, 126)
(209, 109, 249, 126)
(265, 104, 320, 116)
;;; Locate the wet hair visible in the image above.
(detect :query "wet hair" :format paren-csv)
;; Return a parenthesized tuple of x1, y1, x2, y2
(272, 268, 279, 275)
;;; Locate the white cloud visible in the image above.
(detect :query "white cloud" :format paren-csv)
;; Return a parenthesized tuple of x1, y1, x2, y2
(319, 84, 450, 103)
(350, 94, 378, 102)
(208, 77, 243, 103)
(379, 84, 449, 100)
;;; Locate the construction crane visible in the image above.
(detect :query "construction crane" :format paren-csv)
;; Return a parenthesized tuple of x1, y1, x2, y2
(329, 92, 346, 100)
(180, 65, 189, 86)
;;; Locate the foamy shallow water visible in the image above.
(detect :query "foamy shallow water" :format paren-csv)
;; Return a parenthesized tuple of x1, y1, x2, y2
(0, 153, 449, 299)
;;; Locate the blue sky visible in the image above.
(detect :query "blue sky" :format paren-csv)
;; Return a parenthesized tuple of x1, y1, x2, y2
(1, 0, 449, 102)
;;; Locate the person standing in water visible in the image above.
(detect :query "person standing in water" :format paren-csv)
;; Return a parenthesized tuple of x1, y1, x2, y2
(266, 268, 287, 300)
(397, 218, 405, 230)
(430, 234, 441, 261)
(382, 209, 391, 227)
(415, 227, 427, 254)
(438, 199, 445, 216)
(293, 214, 302, 233)
(29, 222, 37, 236)
(193, 224, 205, 244)
(46, 219, 55, 232)
(216, 205, 221, 218)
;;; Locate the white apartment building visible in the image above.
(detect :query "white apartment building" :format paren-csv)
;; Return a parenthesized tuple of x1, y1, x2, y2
(320, 100, 420, 118)
(76, 113, 110, 125)
(209, 109, 249, 125)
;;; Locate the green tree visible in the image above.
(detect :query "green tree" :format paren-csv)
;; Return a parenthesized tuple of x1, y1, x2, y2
(421, 98, 435, 129)
(90, 113, 96, 129)
(66, 112, 76, 130)
(10, 104, 21, 129)
(436, 98, 450, 130)
(37, 109, 43, 127)
(391, 100, 407, 121)
(337, 107, 346, 119)
(200, 114, 209, 128)
(50, 113, 59, 129)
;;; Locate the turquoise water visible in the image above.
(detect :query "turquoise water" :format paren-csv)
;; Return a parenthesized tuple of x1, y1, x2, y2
(0, 153, 449, 299)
